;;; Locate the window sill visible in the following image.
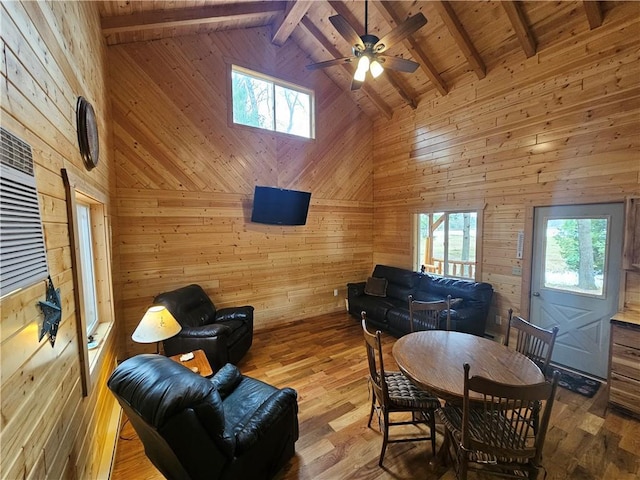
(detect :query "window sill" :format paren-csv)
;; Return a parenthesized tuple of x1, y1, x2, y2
(88, 321, 114, 375)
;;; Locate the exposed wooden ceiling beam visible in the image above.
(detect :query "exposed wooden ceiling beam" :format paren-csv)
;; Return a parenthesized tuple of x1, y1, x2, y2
(101, 1, 287, 35)
(300, 16, 393, 119)
(433, 1, 485, 80)
(272, 1, 312, 46)
(502, 1, 536, 58)
(373, 1, 448, 97)
(583, 1, 603, 30)
(383, 72, 417, 109)
(327, 1, 418, 109)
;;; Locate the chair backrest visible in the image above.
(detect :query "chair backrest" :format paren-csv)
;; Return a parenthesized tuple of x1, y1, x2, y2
(107, 354, 230, 480)
(154, 284, 217, 328)
(461, 363, 559, 465)
(505, 309, 559, 375)
(408, 294, 451, 332)
(361, 312, 389, 406)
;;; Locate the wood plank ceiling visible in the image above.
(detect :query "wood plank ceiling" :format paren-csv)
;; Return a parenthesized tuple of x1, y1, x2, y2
(98, 1, 622, 119)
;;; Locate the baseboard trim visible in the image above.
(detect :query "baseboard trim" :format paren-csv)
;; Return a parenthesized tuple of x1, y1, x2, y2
(96, 394, 122, 479)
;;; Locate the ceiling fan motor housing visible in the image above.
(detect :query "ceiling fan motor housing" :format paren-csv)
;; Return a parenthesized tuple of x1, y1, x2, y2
(363, 34, 381, 52)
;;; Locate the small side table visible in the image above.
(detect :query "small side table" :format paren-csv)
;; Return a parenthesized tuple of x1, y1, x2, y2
(169, 349, 213, 377)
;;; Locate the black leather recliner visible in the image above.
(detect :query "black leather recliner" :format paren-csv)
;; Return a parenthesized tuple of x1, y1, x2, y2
(108, 355, 299, 480)
(154, 284, 253, 370)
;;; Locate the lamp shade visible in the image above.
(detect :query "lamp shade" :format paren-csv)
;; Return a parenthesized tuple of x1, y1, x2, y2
(132, 305, 182, 343)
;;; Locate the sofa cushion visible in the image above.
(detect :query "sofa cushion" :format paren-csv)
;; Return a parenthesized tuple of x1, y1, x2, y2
(372, 265, 420, 289)
(417, 275, 493, 310)
(372, 265, 420, 303)
(349, 295, 396, 323)
(385, 308, 412, 334)
(364, 277, 388, 297)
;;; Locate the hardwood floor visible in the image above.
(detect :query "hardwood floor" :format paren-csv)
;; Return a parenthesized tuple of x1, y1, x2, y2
(111, 312, 640, 480)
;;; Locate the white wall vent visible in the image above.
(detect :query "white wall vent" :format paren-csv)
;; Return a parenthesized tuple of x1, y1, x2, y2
(0, 127, 49, 298)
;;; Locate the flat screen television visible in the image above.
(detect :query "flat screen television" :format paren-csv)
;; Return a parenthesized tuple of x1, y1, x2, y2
(251, 186, 311, 226)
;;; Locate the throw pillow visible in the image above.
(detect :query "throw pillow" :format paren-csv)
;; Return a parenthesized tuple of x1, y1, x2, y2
(365, 277, 388, 297)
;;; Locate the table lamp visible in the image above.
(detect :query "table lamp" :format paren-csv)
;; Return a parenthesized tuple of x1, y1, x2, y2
(132, 305, 182, 354)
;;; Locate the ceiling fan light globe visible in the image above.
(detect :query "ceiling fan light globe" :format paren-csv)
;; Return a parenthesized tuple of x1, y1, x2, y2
(354, 67, 367, 82)
(357, 55, 370, 73)
(370, 60, 384, 78)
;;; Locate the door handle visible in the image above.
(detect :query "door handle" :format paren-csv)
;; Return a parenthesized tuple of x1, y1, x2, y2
(532, 292, 540, 297)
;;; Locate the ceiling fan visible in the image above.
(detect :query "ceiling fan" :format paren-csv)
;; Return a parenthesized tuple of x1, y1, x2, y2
(306, 1, 427, 90)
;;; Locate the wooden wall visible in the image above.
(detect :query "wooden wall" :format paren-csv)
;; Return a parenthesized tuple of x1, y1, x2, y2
(108, 28, 374, 358)
(1, 2, 119, 479)
(371, 3, 640, 335)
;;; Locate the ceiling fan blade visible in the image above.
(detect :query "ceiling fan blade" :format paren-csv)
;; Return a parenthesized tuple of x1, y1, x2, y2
(329, 15, 365, 50)
(378, 55, 420, 73)
(306, 57, 354, 71)
(374, 13, 427, 53)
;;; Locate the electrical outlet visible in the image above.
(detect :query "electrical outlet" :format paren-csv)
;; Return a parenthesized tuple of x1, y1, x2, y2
(495, 315, 502, 326)
(333, 288, 338, 297)
(512, 266, 522, 276)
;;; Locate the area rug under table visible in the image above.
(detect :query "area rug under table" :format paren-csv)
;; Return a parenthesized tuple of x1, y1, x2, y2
(549, 365, 602, 398)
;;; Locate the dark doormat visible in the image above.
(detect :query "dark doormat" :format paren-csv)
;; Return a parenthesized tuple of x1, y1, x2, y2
(549, 365, 602, 398)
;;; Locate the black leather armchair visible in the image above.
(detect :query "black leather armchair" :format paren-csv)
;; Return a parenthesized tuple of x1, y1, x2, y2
(154, 284, 253, 370)
(108, 355, 299, 480)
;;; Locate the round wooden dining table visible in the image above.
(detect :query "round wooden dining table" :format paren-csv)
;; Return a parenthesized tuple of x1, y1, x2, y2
(393, 330, 545, 403)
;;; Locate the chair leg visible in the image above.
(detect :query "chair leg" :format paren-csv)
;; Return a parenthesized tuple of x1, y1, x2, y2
(367, 399, 375, 428)
(429, 410, 437, 456)
(459, 449, 468, 480)
(379, 409, 389, 467)
(367, 393, 376, 428)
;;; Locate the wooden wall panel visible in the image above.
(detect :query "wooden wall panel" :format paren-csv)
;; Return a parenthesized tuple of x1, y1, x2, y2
(623, 271, 640, 311)
(372, 3, 639, 335)
(108, 27, 374, 358)
(1, 2, 118, 479)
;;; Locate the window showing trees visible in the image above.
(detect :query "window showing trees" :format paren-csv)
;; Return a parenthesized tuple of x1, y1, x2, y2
(416, 211, 479, 280)
(544, 217, 609, 296)
(231, 65, 314, 139)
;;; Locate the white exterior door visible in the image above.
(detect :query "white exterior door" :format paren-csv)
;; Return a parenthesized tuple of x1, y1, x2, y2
(530, 203, 624, 379)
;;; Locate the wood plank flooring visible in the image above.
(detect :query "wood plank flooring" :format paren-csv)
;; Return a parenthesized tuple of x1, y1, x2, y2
(111, 312, 640, 479)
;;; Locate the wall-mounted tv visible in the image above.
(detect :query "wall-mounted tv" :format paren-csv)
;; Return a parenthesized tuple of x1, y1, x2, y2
(251, 186, 311, 226)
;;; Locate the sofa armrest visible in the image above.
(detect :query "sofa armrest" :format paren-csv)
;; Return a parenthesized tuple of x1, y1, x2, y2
(449, 306, 487, 336)
(176, 323, 232, 338)
(347, 282, 366, 298)
(215, 306, 254, 324)
(235, 388, 298, 454)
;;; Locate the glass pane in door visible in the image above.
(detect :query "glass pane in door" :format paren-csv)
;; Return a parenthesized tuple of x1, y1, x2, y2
(543, 216, 609, 297)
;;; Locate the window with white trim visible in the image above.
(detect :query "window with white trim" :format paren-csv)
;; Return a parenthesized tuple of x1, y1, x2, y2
(63, 169, 115, 396)
(231, 65, 315, 139)
(415, 211, 481, 280)
(77, 201, 99, 337)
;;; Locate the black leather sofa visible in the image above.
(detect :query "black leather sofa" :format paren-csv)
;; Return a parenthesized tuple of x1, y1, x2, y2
(154, 284, 253, 371)
(347, 264, 493, 337)
(108, 355, 299, 480)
